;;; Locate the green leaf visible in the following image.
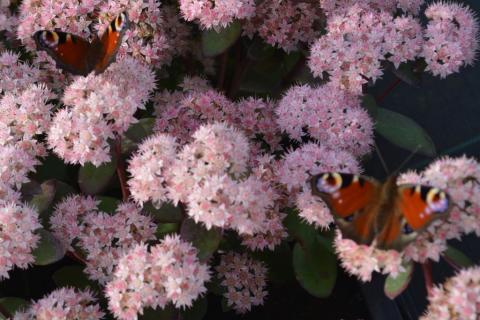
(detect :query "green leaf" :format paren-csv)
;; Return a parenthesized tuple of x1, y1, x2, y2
(78, 158, 117, 195)
(97, 196, 120, 213)
(52, 265, 98, 290)
(155, 223, 179, 238)
(124, 118, 155, 144)
(181, 219, 222, 262)
(251, 242, 295, 285)
(361, 94, 378, 118)
(181, 296, 208, 320)
(375, 108, 436, 156)
(33, 154, 70, 182)
(443, 245, 473, 268)
(0, 297, 28, 319)
(293, 238, 337, 298)
(33, 229, 66, 266)
(22, 180, 56, 213)
(284, 208, 317, 246)
(145, 202, 183, 223)
(202, 20, 241, 57)
(384, 261, 414, 300)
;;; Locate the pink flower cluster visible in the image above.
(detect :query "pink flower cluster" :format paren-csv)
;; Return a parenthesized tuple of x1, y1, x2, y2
(13, 287, 104, 320)
(309, 4, 424, 94)
(128, 133, 178, 208)
(422, 2, 479, 78)
(0, 144, 39, 191)
(154, 77, 280, 148)
(0, 202, 41, 279)
(50, 198, 157, 284)
(216, 252, 268, 314)
(276, 84, 373, 157)
(0, 51, 41, 94)
(332, 156, 480, 282)
(18, 0, 188, 69)
(243, 0, 321, 52)
(319, 0, 425, 16)
(179, 0, 255, 30)
(279, 143, 360, 229)
(0, 83, 54, 158)
(47, 58, 155, 166)
(421, 266, 480, 320)
(106, 235, 210, 319)
(0, 1, 17, 35)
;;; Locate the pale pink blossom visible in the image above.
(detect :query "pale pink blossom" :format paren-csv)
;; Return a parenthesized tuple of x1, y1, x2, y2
(49, 195, 99, 249)
(106, 236, 210, 319)
(276, 84, 373, 157)
(422, 2, 479, 78)
(241, 210, 287, 251)
(334, 231, 404, 282)
(243, 0, 321, 52)
(0, 144, 39, 190)
(0, 51, 41, 94)
(0, 202, 41, 279)
(78, 202, 157, 284)
(421, 266, 480, 320)
(319, 0, 425, 16)
(128, 133, 178, 208)
(179, 0, 255, 30)
(309, 5, 424, 94)
(216, 252, 268, 314)
(13, 287, 104, 320)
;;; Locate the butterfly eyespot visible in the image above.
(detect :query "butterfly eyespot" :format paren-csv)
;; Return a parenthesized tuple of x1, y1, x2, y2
(426, 188, 449, 212)
(316, 173, 342, 193)
(39, 31, 59, 47)
(343, 214, 354, 222)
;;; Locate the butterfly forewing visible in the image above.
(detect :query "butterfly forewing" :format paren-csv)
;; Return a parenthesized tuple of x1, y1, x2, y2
(311, 172, 381, 244)
(94, 12, 129, 74)
(34, 31, 93, 75)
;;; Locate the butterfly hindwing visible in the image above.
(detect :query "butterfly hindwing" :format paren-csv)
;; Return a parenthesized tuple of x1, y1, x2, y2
(33, 12, 128, 76)
(94, 12, 129, 74)
(311, 172, 381, 244)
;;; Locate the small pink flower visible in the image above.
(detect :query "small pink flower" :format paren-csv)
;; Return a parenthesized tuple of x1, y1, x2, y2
(128, 133, 178, 208)
(0, 202, 41, 279)
(421, 266, 480, 320)
(0, 51, 41, 93)
(49, 195, 99, 249)
(106, 236, 210, 319)
(422, 2, 479, 78)
(179, 0, 255, 30)
(276, 84, 373, 156)
(216, 252, 268, 314)
(0, 144, 39, 190)
(13, 287, 104, 320)
(241, 210, 288, 251)
(243, 0, 322, 52)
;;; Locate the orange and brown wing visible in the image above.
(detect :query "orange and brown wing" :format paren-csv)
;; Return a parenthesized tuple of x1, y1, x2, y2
(33, 30, 94, 76)
(398, 185, 450, 230)
(379, 184, 451, 250)
(311, 172, 381, 244)
(94, 12, 129, 74)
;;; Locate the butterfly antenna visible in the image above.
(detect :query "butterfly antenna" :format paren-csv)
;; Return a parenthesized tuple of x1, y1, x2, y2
(392, 145, 422, 175)
(374, 142, 390, 175)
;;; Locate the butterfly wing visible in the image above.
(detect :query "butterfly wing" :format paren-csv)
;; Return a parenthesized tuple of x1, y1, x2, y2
(33, 30, 94, 76)
(311, 172, 382, 244)
(93, 12, 129, 74)
(382, 184, 451, 250)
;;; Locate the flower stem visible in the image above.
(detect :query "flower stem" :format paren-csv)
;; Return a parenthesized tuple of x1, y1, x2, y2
(0, 304, 11, 319)
(67, 250, 88, 264)
(228, 41, 251, 99)
(217, 51, 228, 91)
(115, 137, 130, 201)
(421, 261, 433, 296)
(376, 78, 401, 103)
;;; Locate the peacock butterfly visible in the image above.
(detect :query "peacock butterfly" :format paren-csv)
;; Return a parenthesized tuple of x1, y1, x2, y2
(310, 172, 451, 251)
(33, 12, 129, 76)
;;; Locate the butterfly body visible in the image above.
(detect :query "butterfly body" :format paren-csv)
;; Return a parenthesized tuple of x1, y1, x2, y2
(33, 12, 128, 76)
(311, 173, 451, 251)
